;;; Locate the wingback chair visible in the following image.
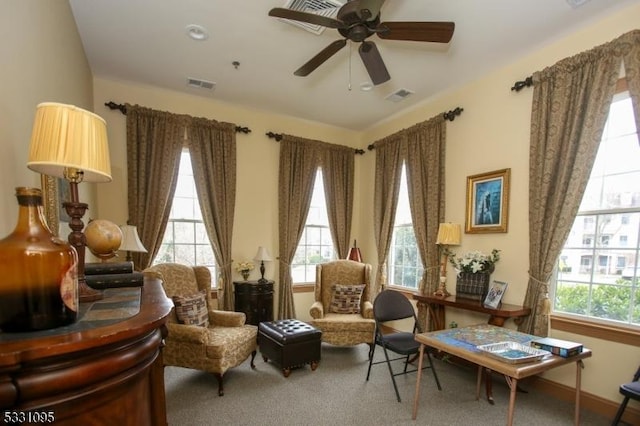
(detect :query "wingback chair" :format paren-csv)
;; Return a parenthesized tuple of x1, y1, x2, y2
(145, 263, 257, 396)
(310, 260, 376, 352)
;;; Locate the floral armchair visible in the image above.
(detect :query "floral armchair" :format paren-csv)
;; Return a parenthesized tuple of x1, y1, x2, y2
(310, 260, 376, 352)
(144, 263, 257, 396)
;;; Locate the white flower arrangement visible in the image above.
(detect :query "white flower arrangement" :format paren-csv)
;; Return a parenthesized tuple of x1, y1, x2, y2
(235, 261, 255, 273)
(446, 249, 500, 274)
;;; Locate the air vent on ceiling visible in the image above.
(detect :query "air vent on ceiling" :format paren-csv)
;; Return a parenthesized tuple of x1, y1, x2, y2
(187, 77, 215, 90)
(280, 0, 343, 35)
(385, 88, 414, 103)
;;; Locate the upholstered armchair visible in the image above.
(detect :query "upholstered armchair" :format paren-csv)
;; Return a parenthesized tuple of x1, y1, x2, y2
(145, 263, 257, 396)
(310, 260, 376, 351)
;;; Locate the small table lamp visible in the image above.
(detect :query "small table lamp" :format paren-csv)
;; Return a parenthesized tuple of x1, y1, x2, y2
(27, 102, 112, 302)
(119, 224, 147, 269)
(253, 246, 273, 283)
(434, 223, 461, 297)
(347, 239, 363, 263)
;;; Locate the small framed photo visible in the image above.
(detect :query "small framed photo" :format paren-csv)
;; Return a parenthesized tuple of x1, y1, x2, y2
(465, 168, 510, 234)
(484, 280, 508, 309)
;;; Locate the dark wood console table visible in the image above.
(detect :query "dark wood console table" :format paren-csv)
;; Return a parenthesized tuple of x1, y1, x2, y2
(234, 280, 274, 326)
(413, 294, 531, 330)
(413, 293, 531, 404)
(0, 277, 172, 425)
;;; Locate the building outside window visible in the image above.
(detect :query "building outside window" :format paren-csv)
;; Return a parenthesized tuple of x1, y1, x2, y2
(154, 150, 217, 284)
(553, 92, 640, 326)
(291, 169, 336, 283)
(388, 164, 424, 290)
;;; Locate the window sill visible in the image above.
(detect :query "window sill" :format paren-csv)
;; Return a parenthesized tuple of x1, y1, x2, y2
(551, 314, 640, 347)
(293, 284, 315, 293)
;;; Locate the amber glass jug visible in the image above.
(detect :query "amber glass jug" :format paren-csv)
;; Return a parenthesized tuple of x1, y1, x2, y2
(0, 187, 78, 332)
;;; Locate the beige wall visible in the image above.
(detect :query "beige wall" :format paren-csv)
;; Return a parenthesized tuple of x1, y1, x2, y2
(361, 3, 640, 404)
(0, 0, 94, 237)
(2, 0, 640, 408)
(92, 78, 362, 313)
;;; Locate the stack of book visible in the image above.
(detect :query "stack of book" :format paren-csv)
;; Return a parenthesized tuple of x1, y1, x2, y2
(530, 337, 583, 358)
(85, 261, 144, 289)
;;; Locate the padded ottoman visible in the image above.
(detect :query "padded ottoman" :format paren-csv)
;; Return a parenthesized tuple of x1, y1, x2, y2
(258, 319, 321, 377)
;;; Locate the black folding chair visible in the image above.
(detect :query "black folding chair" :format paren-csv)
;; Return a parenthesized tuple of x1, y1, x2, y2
(612, 364, 640, 425)
(366, 289, 442, 402)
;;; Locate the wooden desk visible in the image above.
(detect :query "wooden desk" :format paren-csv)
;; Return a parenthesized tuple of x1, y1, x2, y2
(0, 278, 172, 425)
(413, 294, 531, 329)
(412, 324, 592, 426)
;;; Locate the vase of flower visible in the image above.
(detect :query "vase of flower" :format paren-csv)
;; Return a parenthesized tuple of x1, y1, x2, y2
(235, 260, 254, 282)
(447, 249, 500, 301)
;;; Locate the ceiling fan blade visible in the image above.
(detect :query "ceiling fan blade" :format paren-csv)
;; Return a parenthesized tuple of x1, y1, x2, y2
(358, 41, 390, 85)
(269, 7, 344, 29)
(294, 39, 347, 77)
(377, 22, 455, 43)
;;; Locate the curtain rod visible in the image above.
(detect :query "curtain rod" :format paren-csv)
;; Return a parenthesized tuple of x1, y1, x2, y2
(265, 132, 366, 155)
(104, 101, 252, 134)
(367, 106, 464, 151)
(511, 76, 533, 92)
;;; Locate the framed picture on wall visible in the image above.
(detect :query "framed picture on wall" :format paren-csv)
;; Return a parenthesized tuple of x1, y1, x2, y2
(465, 168, 510, 234)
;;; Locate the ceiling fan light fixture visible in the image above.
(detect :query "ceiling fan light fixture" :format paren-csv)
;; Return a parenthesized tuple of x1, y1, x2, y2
(185, 24, 209, 41)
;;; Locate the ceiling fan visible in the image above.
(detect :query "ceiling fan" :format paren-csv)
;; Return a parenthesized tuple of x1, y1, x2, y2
(268, 0, 455, 85)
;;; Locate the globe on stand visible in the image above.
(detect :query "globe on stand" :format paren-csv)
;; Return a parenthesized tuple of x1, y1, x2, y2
(85, 219, 123, 262)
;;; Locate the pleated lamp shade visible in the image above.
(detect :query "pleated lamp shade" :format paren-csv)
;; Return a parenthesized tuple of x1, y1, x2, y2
(27, 102, 112, 182)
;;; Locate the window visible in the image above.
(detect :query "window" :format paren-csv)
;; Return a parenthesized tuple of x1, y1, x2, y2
(154, 150, 217, 283)
(553, 92, 640, 326)
(291, 169, 336, 283)
(388, 164, 424, 290)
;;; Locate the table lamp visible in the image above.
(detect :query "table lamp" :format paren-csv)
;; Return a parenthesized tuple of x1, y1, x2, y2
(434, 223, 461, 297)
(253, 246, 273, 283)
(27, 102, 112, 302)
(119, 224, 147, 268)
(347, 239, 363, 262)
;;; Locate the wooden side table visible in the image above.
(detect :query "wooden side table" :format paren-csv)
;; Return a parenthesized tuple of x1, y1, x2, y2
(234, 280, 274, 326)
(413, 294, 531, 330)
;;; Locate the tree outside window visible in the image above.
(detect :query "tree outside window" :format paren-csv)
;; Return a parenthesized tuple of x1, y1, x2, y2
(553, 93, 640, 325)
(154, 150, 217, 284)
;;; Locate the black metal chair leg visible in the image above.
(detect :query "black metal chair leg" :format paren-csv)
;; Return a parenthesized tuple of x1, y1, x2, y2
(426, 351, 442, 390)
(382, 345, 402, 402)
(366, 343, 377, 381)
(611, 396, 630, 426)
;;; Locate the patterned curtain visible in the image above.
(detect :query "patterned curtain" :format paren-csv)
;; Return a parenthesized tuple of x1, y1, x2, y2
(520, 30, 640, 336)
(278, 136, 320, 319)
(321, 144, 355, 259)
(371, 133, 405, 296)
(405, 116, 446, 330)
(187, 117, 237, 311)
(125, 104, 185, 269)
(277, 135, 356, 318)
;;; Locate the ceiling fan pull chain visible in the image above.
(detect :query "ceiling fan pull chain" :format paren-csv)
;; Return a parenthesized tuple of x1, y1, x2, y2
(348, 41, 352, 91)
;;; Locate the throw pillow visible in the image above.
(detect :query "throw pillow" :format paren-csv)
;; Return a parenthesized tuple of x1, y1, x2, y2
(329, 284, 365, 314)
(173, 291, 209, 327)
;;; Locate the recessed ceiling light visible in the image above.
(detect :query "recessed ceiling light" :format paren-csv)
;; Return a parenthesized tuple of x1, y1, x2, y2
(185, 24, 209, 41)
(360, 82, 374, 91)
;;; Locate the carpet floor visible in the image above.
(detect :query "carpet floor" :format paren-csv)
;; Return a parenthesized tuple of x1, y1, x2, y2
(164, 343, 611, 425)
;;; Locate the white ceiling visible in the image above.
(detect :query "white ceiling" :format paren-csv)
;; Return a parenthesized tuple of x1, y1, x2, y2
(69, 0, 639, 131)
